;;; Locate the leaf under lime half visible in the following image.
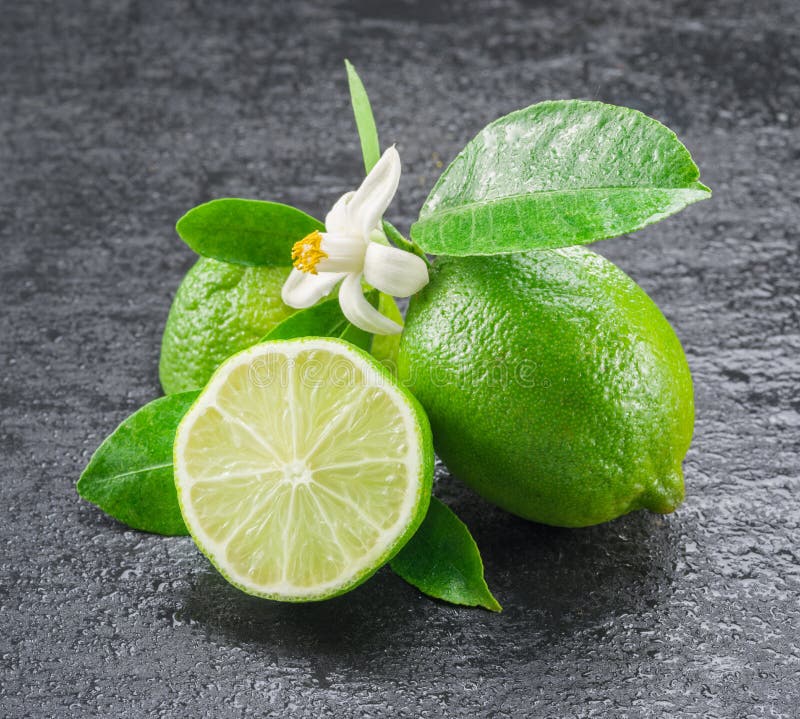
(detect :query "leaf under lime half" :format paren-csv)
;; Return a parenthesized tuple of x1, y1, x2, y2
(78, 392, 198, 536)
(391, 497, 501, 612)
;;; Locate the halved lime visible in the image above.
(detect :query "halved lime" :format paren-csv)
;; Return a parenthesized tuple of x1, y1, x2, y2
(173, 338, 433, 601)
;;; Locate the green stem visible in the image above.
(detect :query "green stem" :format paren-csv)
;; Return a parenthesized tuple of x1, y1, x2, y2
(383, 221, 432, 267)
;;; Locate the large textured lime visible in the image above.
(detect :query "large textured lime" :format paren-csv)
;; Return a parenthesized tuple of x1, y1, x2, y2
(159, 258, 296, 394)
(398, 247, 693, 527)
(174, 338, 434, 601)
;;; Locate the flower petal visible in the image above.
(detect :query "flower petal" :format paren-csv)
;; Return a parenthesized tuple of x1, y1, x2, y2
(347, 146, 401, 237)
(325, 191, 355, 234)
(281, 268, 345, 309)
(316, 233, 366, 273)
(338, 273, 403, 335)
(363, 243, 429, 297)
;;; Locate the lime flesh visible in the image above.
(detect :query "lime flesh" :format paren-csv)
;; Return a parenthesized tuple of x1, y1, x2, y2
(174, 338, 433, 601)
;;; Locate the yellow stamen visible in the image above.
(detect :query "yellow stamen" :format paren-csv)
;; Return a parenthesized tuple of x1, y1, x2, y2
(291, 230, 327, 274)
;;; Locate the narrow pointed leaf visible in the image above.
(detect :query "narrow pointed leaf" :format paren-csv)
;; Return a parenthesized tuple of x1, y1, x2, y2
(391, 497, 502, 612)
(411, 100, 711, 256)
(176, 199, 323, 267)
(77, 392, 199, 535)
(345, 60, 381, 173)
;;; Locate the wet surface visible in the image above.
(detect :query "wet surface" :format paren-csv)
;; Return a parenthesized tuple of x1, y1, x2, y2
(1, 0, 799, 716)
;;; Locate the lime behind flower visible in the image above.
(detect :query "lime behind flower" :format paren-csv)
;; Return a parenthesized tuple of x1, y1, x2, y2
(159, 258, 296, 395)
(398, 247, 694, 528)
(159, 257, 405, 395)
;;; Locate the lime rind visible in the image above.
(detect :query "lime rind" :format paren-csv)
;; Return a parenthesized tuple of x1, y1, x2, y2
(174, 337, 433, 602)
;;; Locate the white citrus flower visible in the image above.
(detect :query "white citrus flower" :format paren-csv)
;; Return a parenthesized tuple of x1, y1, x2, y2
(280, 146, 428, 335)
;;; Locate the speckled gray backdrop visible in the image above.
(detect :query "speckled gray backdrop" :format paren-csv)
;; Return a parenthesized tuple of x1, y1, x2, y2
(1, 1, 799, 717)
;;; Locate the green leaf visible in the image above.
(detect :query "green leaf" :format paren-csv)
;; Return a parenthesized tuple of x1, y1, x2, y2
(382, 220, 415, 253)
(411, 100, 711, 256)
(391, 497, 502, 612)
(262, 296, 348, 342)
(77, 392, 199, 535)
(176, 199, 323, 267)
(337, 321, 373, 352)
(261, 291, 378, 352)
(370, 293, 403, 374)
(345, 59, 381, 173)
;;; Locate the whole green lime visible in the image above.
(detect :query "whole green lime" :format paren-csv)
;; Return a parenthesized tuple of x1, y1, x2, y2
(397, 247, 694, 527)
(159, 258, 295, 394)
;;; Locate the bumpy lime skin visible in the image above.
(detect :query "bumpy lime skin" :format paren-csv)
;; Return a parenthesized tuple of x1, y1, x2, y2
(159, 258, 295, 394)
(398, 247, 694, 528)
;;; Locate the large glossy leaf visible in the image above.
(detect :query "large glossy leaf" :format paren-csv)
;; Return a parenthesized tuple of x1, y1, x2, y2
(176, 199, 323, 267)
(391, 497, 501, 611)
(411, 100, 711, 255)
(77, 392, 199, 535)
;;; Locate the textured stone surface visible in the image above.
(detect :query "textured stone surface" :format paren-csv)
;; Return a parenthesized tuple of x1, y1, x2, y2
(1, 1, 798, 716)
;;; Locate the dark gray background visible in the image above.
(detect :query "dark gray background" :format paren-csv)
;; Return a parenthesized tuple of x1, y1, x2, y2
(2, 1, 798, 716)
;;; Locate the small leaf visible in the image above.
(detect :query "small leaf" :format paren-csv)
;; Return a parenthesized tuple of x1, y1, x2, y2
(176, 199, 323, 267)
(391, 497, 502, 612)
(262, 296, 347, 342)
(411, 100, 711, 256)
(337, 321, 373, 352)
(77, 392, 199, 535)
(345, 60, 381, 173)
(382, 220, 415, 253)
(370, 293, 403, 374)
(261, 290, 379, 352)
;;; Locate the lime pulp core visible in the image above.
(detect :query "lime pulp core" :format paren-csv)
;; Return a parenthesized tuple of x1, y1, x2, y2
(173, 338, 433, 601)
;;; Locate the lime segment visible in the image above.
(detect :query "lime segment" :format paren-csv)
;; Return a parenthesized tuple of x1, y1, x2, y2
(174, 338, 433, 601)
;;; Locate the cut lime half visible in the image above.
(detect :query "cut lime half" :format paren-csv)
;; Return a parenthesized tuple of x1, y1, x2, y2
(173, 338, 434, 602)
